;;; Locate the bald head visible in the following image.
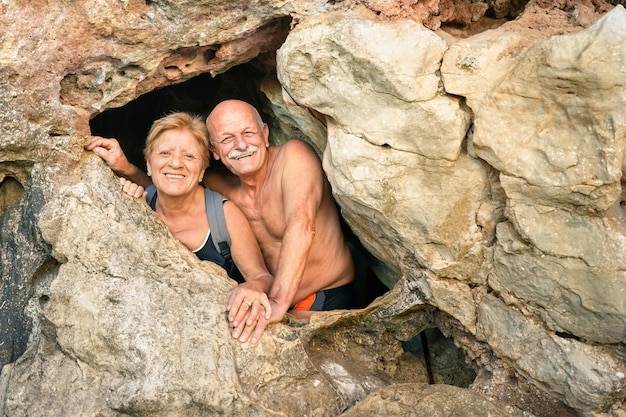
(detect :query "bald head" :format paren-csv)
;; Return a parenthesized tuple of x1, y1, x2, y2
(206, 100, 264, 145)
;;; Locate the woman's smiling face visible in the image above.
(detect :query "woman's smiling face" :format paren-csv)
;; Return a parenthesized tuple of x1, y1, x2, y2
(146, 128, 206, 198)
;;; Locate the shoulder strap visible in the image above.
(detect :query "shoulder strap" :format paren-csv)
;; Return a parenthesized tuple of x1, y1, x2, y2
(145, 184, 157, 210)
(204, 189, 232, 262)
(145, 186, 238, 279)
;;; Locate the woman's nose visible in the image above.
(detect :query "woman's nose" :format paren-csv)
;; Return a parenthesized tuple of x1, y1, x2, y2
(169, 151, 183, 167)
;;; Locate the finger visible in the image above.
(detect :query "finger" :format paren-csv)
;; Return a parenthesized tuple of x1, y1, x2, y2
(127, 183, 141, 197)
(250, 315, 268, 344)
(231, 307, 253, 340)
(237, 319, 255, 343)
(84, 136, 103, 150)
(245, 300, 262, 326)
(86, 137, 116, 151)
(132, 186, 145, 198)
(231, 315, 247, 340)
(121, 179, 133, 194)
(237, 309, 264, 343)
(229, 298, 252, 328)
(259, 297, 272, 320)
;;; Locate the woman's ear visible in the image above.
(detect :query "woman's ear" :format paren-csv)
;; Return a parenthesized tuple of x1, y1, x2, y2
(146, 162, 152, 177)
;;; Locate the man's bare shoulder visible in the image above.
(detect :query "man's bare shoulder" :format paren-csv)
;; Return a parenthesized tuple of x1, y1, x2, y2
(278, 139, 319, 162)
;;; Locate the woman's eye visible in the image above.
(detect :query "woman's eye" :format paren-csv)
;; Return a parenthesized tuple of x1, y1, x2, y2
(159, 151, 170, 156)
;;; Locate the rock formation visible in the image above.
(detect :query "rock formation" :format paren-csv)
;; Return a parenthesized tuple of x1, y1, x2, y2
(0, 0, 624, 416)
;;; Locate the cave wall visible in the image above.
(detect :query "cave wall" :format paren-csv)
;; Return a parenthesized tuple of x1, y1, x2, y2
(0, 1, 625, 416)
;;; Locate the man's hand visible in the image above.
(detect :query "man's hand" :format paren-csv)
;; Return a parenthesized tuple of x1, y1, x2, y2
(267, 298, 291, 324)
(227, 282, 272, 343)
(85, 136, 133, 176)
(119, 177, 146, 199)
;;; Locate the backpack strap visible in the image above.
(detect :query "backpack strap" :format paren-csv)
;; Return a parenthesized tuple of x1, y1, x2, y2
(204, 189, 233, 268)
(145, 185, 242, 282)
(146, 185, 229, 253)
(145, 184, 157, 210)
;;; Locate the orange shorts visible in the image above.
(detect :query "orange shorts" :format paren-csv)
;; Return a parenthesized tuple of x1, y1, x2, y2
(291, 283, 356, 312)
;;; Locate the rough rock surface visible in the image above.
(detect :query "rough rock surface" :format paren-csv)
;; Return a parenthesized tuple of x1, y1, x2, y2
(1, 0, 625, 416)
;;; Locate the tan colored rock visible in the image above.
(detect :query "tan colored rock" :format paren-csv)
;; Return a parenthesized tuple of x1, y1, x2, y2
(1, 1, 626, 416)
(340, 383, 512, 417)
(1, 157, 344, 417)
(477, 294, 626, 413)
(277, 11, 471, 161)
(322, 125, 493, 284)
(472, 7, 626, 211)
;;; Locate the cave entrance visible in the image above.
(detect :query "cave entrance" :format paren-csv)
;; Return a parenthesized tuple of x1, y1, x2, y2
(89, 61, 388, 308)
(89, 62, 272, 174)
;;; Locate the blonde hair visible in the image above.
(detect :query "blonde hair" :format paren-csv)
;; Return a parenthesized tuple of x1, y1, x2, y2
(144, 112, 210, 168)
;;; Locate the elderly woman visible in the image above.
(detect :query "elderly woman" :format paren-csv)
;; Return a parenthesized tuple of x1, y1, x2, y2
(87, 113, 271, 344)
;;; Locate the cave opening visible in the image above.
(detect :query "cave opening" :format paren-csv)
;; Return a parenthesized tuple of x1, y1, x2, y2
(0, 176, 25, 219)
(89, 60, 388, 308)
(89, 62, 272, 174)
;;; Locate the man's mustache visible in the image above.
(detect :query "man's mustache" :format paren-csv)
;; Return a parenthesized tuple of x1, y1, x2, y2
(228, 145, 259, 160)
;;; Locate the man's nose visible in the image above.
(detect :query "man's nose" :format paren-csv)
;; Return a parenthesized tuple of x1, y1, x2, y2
(233, 133, 247, 149)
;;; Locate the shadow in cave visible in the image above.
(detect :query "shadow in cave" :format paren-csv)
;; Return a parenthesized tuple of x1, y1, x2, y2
(89, 62, 389, 309)
(89, 64, 271, 174)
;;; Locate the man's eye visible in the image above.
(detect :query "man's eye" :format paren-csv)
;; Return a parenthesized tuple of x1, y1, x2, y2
(244, 131, 256, 137)
(221, 136, 234, 144)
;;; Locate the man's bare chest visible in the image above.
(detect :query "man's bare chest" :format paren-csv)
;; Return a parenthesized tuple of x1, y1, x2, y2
(234, 192, 285, 242)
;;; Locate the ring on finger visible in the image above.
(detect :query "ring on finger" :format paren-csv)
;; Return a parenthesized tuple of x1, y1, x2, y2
(245, 300, 252, 307)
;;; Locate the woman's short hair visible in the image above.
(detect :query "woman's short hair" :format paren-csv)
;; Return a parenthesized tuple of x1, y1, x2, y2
(144, 112, 210, 168)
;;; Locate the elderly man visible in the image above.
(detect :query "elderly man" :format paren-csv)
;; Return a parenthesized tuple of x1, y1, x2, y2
(205, 100, 356, 324)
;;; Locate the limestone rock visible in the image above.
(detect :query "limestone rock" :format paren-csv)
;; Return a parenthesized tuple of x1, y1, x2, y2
(477, 294, 626, 413)
(340, 383, 512, 417)
(1, 157, 344, 417)
(1, 1, 626, 416)
(277, 11, 471, 161)
(472, 7, 626, 212)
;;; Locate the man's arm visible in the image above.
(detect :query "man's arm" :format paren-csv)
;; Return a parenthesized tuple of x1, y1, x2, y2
(85, 136, 152, 187)
(267, 140, 324, 321)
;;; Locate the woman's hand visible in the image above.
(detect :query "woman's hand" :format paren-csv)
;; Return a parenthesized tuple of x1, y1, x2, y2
(85, 136, 132, 175)
(227, 282, 272, 343)
(119, 177, 146, 199)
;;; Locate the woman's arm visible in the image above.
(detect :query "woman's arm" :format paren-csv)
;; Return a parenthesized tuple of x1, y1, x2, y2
(223, 200, 274, 343)
(85, 136, 152, 187)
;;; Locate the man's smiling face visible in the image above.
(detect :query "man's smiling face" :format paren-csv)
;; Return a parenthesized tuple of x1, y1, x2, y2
(207, 100, 270, 178)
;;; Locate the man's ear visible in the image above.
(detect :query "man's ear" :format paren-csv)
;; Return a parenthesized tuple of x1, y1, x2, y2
(262, 123, 270, 147)
(208, 139, 221, 160)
